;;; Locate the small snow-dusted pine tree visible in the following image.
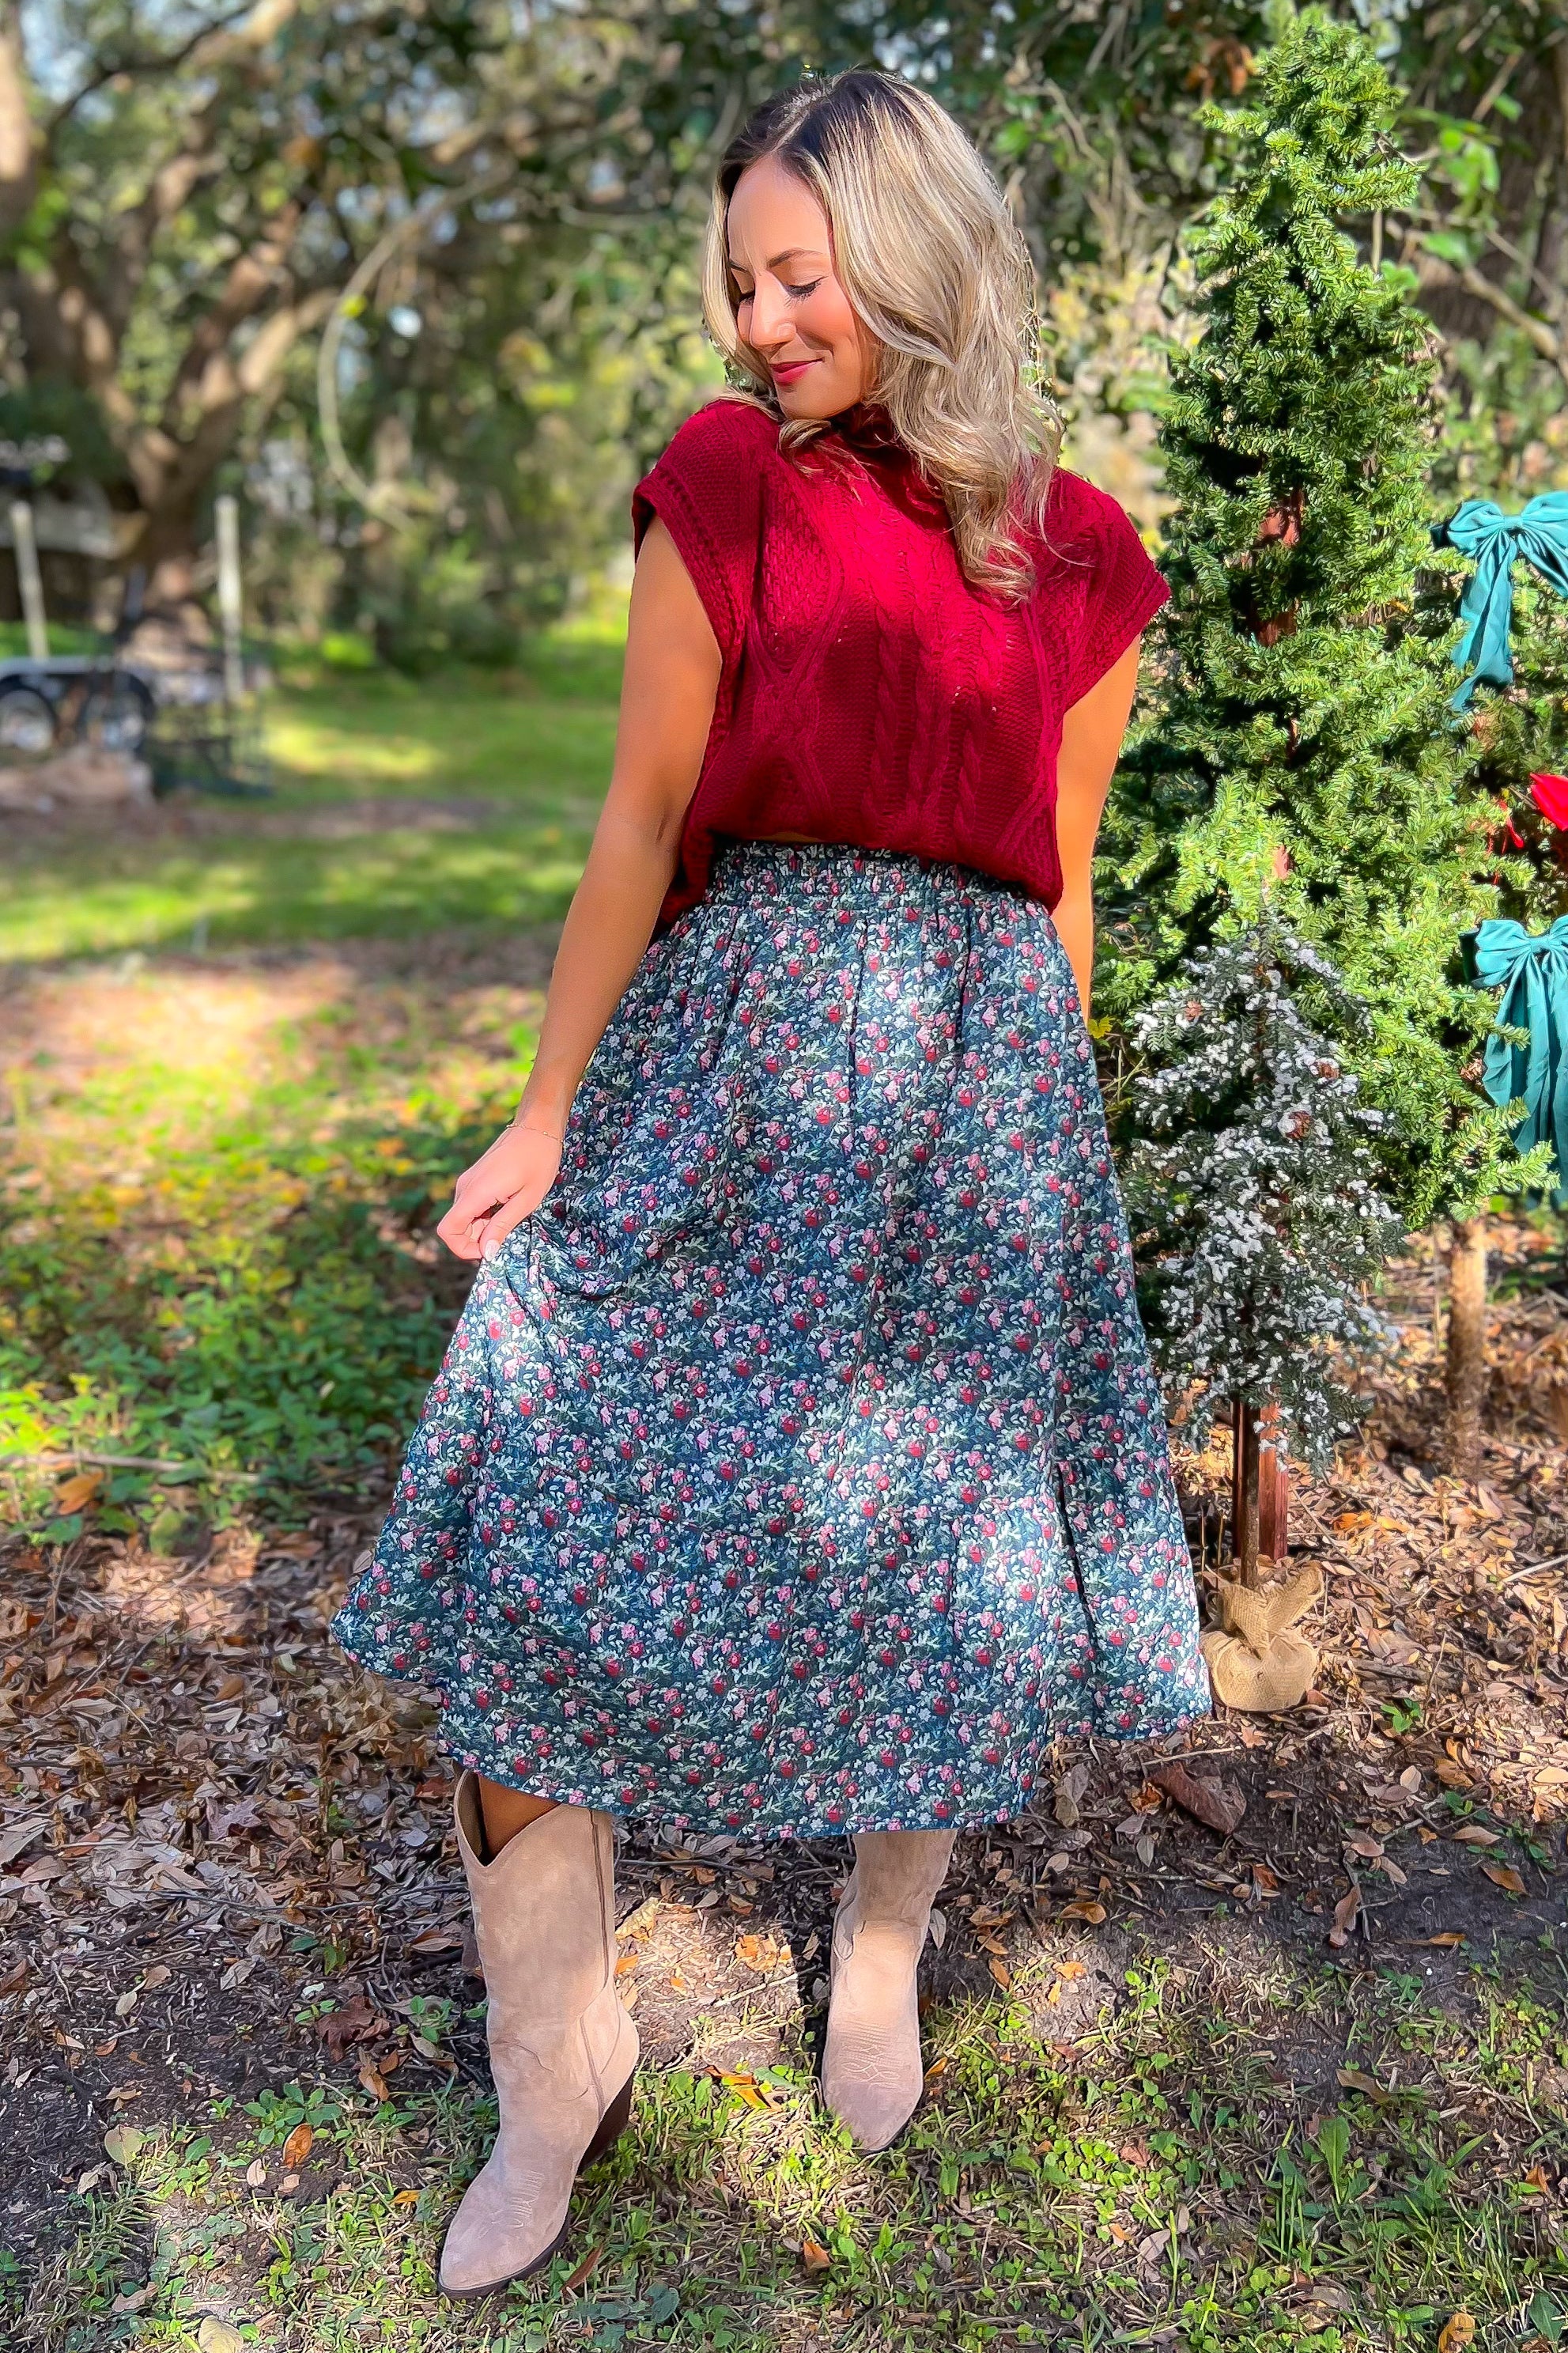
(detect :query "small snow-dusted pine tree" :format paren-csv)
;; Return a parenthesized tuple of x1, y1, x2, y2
(1125, 918, 1402, 1486)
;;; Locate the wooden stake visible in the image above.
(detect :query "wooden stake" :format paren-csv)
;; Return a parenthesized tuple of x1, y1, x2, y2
(1445, 1214, 1489, 1478)
(9, 501, 47, 660)
(1232, 1398, 1288, 1588)
(216, 494, 244, 707)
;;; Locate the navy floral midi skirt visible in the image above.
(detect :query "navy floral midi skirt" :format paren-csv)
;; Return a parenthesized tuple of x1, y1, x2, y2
(334, 842, 1207, 1837)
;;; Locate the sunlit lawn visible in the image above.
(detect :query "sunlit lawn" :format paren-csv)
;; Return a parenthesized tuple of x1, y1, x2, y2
(0, 641, 629, 1511)
(0, 630, 622, 963)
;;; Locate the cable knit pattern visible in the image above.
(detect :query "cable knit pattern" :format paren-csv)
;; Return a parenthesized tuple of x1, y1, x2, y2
(632, 399, 1169, 929)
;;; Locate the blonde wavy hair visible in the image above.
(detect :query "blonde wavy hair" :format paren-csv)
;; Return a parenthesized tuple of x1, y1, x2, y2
(701, 69, 1060, 602)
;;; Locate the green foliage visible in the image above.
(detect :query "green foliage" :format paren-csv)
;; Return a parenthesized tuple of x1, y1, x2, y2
(0, 1072, 506, 1526)
(0, 381, 119, 484)
(1102, 12, 1513, 1230)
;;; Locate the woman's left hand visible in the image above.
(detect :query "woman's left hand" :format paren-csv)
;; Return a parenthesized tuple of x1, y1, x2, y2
(436, 1122, 565, 1263)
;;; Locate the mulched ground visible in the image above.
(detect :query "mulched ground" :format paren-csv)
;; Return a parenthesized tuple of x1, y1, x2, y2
(3, 1223, 1566, 2284)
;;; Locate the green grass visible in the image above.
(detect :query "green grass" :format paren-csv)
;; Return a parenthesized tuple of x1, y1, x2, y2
(0, 649, 626, 1520)
(16, 1950, 1567, 2351)
(1, 913, 542, 1534)
(0, 632, 622, 963)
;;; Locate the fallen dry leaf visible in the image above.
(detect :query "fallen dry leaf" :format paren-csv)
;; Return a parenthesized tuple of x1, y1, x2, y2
(1438, 2315, 1475, 2353)
(316, 1995, 379, 2060)
(281, 2121, 314, 2170)
(1148, 1760, 1246, 1836)
(1327, 1887, 1362, 1950)
(563, 2245, 603, 2294)
(0, 1820, 47, 1872)
(988, 1955, 1012, 1989)
(406, 1926, 463, 1956)
(102, 2126, 144, 2166)
(712, 2069, 777, 2112)
(196, 2323, 246, 2353)
(1337, 2067, 1393, 2105)
(1481, 1860, 1526, 1896)
(1411, 1931, 1467, 1948)
(245, 2159, 266, 2189)
(1453, 1825, 1501, 1848)
(1056, 1959, 1087, 1981)
(801, 2235, 832, 2275)
(1060, 1897, 1108, 1926)
(392, 2188, 421, 2206)
(970, 1903, 1015, 1930)
(55, 1470, 104, 1515)
(358, 2061, 391, 2102)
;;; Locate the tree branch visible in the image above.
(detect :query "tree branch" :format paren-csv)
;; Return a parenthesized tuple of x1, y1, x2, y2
(1418, 244, 1568, 384)
(45, 1, 255, 144)
(161, 199, 306, 428)
(129, 282, 337, 566)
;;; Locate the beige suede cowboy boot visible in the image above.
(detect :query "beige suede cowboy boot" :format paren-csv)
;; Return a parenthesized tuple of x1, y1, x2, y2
(438, 1773, 639, 2298)
(821, 1828, 954, 2150)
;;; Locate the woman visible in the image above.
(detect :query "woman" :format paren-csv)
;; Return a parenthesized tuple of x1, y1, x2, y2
(334, 67, 1207, 2298)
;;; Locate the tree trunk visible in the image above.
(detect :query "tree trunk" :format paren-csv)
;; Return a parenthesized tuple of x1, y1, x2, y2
(1231, 1398, 1289, 1587)
(1445, 1215, 1490, 1478)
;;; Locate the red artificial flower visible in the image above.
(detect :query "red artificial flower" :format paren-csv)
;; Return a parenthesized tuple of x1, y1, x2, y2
(1529, 771, 1568, 830)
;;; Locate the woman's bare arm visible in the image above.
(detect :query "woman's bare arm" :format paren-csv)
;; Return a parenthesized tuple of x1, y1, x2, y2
(436, 519, 721, 1262)
(1050, 634, 1143, 1018)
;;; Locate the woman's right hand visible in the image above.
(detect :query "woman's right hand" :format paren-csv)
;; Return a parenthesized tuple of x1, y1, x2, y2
(436, 1121, 565, 1264)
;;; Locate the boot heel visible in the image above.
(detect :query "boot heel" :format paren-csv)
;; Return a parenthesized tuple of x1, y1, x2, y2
(581, 2069, 636, 2170)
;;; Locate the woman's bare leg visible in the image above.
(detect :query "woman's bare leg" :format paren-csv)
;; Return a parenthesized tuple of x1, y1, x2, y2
(478, 1776, 558, 1856)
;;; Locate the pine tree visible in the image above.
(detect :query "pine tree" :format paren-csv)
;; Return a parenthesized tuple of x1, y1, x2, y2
(1101, 9, 1513, 1235)
(1125, 918, 1402, 1536)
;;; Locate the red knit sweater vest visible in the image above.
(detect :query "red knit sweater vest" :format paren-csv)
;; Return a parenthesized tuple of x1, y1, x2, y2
(631, 399, 1168, 930)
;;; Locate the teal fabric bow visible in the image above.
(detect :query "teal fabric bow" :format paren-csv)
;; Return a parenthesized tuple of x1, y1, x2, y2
(1434, 492, 1568, 709)
(1472, 916, 1568, 1198)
